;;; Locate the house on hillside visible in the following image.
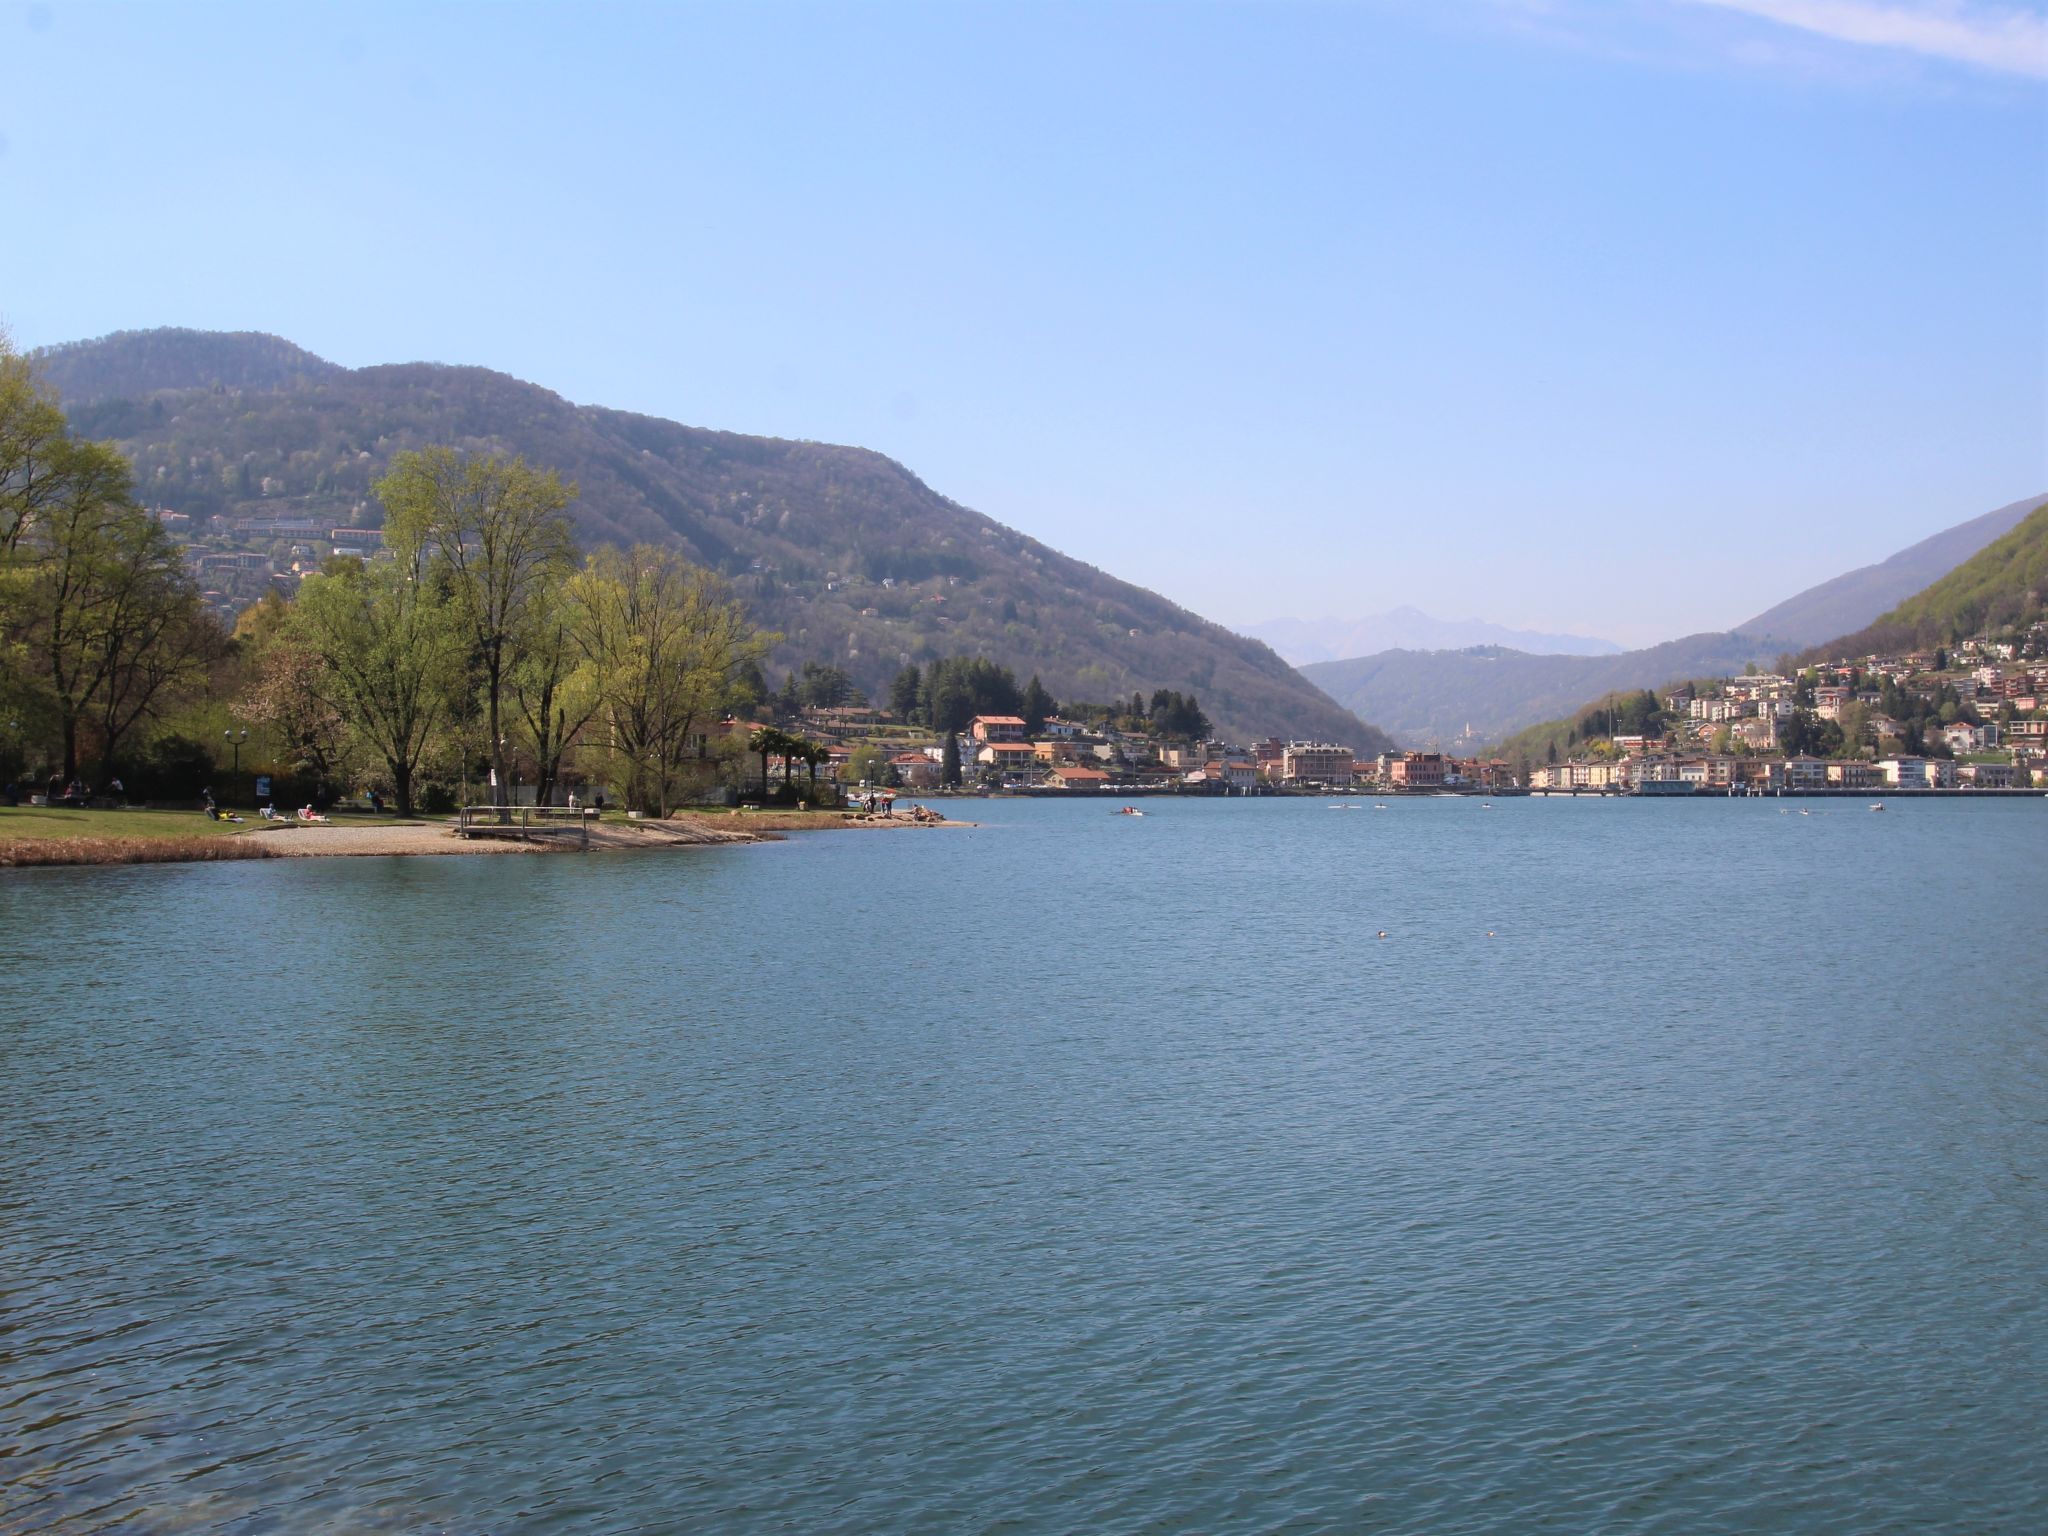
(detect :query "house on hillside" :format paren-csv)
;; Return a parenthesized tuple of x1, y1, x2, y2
(976, 741, 1040, 779)
(970, 715, 1027, 744)
(891, 752, 943, 790)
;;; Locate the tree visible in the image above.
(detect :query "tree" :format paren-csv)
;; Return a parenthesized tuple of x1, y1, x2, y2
(796, 661, 855, 709)
(1146, 689, 1209, 740)
(1021, 674, 1054, 732)
(573, 546, 766, 815)
(509, 588, 605, 809)
(17, 436, 206, 780)
(244, 636, 354, 790)
(377, 447, 577, 814)
(845, 742, 887, 785)
(941, 731, 962, 788)
(1834, 701, 1872, 757)
(289, 553, 464, 816)
(0, 337, 80, 566)
(748, 726, 790, 797)
(920, 656, 1022, 733)
(889, 664, 923, 721)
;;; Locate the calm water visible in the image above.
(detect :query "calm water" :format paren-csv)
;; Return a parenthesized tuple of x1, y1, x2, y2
(3, 797, 2044, 1533)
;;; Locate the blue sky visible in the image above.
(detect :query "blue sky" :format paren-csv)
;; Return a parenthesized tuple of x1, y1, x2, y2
(2, 0, 2042, 646)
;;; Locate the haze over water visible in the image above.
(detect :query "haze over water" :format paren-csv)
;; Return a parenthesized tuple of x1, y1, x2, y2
(4, 798, 2044, 1532)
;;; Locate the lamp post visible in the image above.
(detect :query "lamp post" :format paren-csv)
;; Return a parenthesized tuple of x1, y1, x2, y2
(223, 728, 247, 806)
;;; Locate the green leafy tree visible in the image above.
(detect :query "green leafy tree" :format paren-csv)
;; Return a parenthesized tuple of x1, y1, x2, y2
(941, 731, 962, 788)
(377, 447, 577, 814)
(0, 336, 79, 566)
(572, 546, 766, 815)
(509, 588, 605, 809)
(289, 554, 464, 816)
(844, 742, 887, 786)
(17, 435, 206, 780)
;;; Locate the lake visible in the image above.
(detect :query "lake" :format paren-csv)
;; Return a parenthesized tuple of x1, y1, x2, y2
(3, 796, 2044, 1533)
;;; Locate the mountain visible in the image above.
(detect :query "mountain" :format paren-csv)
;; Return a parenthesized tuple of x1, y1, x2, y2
(1488, 503, 2048, 769)
(1298, 493, 2044, 748)
(36, 328, 1389, 751)
(34, 328, 344, 401)
(1243, 608, 1621, 665)
(1737, 494, 2043, 646)
(1804, 501, 2048, 660)
(1301, 633, 1768, 749)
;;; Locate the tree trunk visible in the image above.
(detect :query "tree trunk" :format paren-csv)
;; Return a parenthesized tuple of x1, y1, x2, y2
(392, 758, 415, 818)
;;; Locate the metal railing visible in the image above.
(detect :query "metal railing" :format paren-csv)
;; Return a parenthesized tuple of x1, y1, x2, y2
(456, 805, 592, 846)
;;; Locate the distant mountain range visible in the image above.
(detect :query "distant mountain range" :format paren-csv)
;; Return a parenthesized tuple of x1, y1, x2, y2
(1302, 634, 1769, 750)
(35, 328, 1391, 752)
(1243, 608, 1622, 665)
(1300, 493, 2044, 747)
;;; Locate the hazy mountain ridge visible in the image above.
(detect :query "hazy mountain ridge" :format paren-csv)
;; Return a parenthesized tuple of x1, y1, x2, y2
(1737, 494, 2043, 645)
(1800, 501, 2048, 661)
(37, 328, 1390, 751)
(1302, 633, 1770, 749)
(1244, 608, 1621, 665)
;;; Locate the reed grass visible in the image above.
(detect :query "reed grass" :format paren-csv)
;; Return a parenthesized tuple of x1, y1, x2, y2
(0, 836, 282, 868)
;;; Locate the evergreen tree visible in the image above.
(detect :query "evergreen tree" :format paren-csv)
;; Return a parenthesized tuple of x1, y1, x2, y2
(889, 664, 923, 721)
(1021, 674, 1054, 732)
(941, 732, 962, 788)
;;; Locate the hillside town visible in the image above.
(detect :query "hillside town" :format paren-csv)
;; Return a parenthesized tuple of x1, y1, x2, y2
(715, 703, 1510, 797)
(1523, 628, 2048, 793)
(167, 508, 390, 620)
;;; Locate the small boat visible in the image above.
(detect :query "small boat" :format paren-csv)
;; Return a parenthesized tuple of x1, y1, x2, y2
(1373, 803, 1389, 811)
(1869, 802, 1886, 813)
(1115, 806, 1145, 817)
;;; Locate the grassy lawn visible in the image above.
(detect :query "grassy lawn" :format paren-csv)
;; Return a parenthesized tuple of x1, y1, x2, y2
(0, 805, 255, 844)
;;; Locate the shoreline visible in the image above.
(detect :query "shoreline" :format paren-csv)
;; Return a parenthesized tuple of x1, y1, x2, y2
(0, 807, 972, 869)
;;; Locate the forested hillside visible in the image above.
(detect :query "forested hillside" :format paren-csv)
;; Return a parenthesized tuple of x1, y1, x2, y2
(39, 329, 1387, 750)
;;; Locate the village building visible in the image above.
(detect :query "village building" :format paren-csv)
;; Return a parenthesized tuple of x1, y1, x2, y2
(969, 715, 1027, 744)
(1278, 742, 1355, 785)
